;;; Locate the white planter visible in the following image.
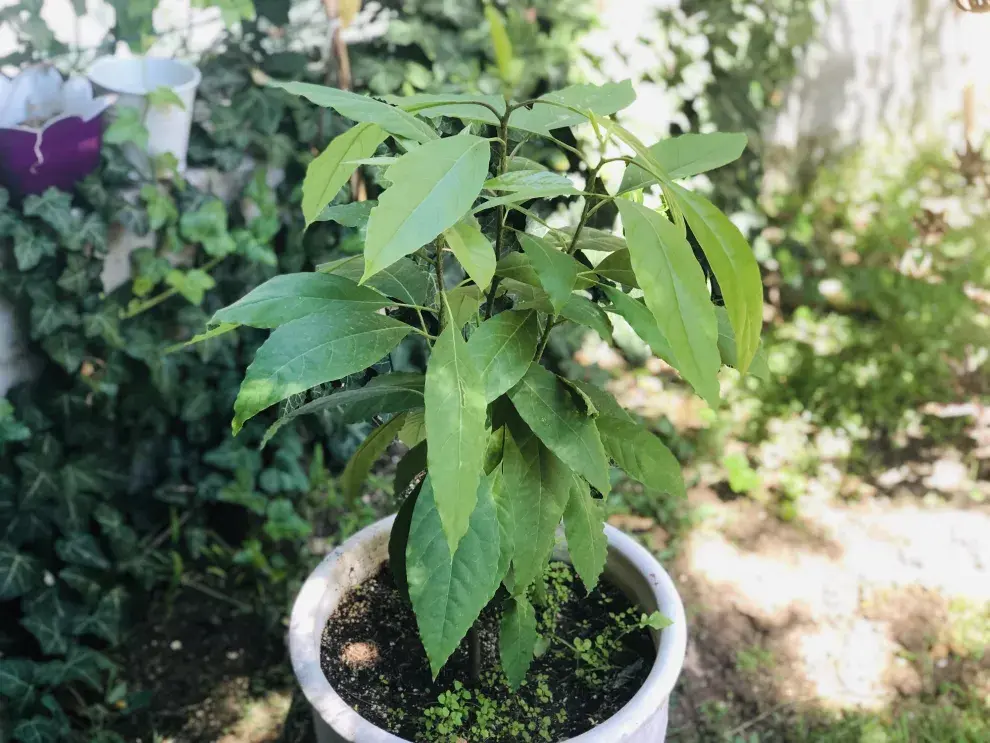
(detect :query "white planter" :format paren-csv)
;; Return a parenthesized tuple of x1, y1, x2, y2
(290, 516, 688, 743)
(87, 56, 201, 173)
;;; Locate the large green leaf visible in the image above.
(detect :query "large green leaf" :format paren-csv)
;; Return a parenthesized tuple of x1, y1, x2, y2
(508, 81, 635, 134)
(617, 200, 720, 406)
(317, 200, 376, 227)
(563, 478, 608, 593)
(388, 481, 422, 598)
(499, 426, 572, 593)
(302, 123, 387, 226)
(559, 295, 613, 343)
(321, 255, 436, 307)
(517, 232, 582, 314)
(233, 311, 413, 433)
(499, 595, 538, 691)
(507, 365, 610, 494)
(269, 80, 437, 142)
(364, 135, 491, 281)
(384, 93, 506, 126)
(444, 217, 495, 290)
(406, 475, 501, 677)
(425, 321, 487, 552)
(210, 273, 389, 329)
(672, 184, 763, 373)
(341, 414, 407, 502)
(0, 542, 42, 600)
(715, 306, 770, 380)
(484, 170, 579, 200)
(594, 250, 638, 288)
(619, 132, 748, 193)
(467, 310, 540, 403)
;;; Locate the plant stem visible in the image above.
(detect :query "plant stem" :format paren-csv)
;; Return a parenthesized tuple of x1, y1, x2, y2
(120, 255, 225, 320)
(433, 241, 447, 333)
(485, 111, 512, 319)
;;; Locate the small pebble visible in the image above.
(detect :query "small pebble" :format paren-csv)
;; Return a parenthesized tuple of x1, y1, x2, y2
(170, 640, 182, 651)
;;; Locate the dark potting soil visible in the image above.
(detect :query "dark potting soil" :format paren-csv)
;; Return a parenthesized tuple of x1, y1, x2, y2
(321, 562, 656, 742)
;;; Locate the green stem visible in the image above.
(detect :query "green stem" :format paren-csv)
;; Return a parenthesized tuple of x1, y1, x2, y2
(121, 255, 225, 320)
(433, 241, 448, 334)
(485, 112, 512, 319)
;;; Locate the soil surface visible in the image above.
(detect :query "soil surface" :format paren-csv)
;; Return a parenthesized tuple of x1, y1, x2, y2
(320, 562, 655, 742)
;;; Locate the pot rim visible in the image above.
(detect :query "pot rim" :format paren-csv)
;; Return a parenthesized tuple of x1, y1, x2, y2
(88, 55, 203, 97)
(289, 515, 687, 743)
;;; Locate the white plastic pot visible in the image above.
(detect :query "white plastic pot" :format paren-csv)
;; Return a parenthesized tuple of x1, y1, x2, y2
(290, 516, 688, 743)
(87, 56, 201, 173)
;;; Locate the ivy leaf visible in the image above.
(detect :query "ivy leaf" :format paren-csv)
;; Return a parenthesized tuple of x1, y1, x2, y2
(406, 475, 501, 678)
(499, 425, 571, 593)
(264, 499, 312, 541)
(517, 232, 582, 313)
(715, 306, 770, 380)
(341, 414, 407, 503)
(425, 320, 487, 552)
(467, 310, 540, 403)
(165, 269, 216, 305)
(594, 249, 638, 288)
(72, 586, 125, 644)
(180, 200, 236, 257)
(36, 646, 113, 690)
(65, 212, 107, 253)
(232, 310, 413, 433)
(147, 85, 186, 110)
(617, 200, 720, 406)
(139, 184, 179, 231)
(321, 255, 436, 307)
(499, 595, 538, 691)
(104, 107, 149, 148)
(41, 333, 85, 373)
(23, 188, 74, 235)
(507, 364, 610, 495)
(56, 254, 96, 295)
(0, 542, 43, 600)
(443, 216, 495, 290)
(260, 373, 424, 447)
(318, 200, 377, 228)
(559, 295, 613, 343)
(577, 382, 685, 499)
(563, 479, 607, 593)
(302, 123, 387, 227)
(12, 716, 62, 743)
(16, 453, 60, 509)
(672, 184, 763, 374)
(55, 534, 111, 570)
(211, 273, 389, 329)
(364, 134, 490, 281)
(619, 132, 748, 194)
(22, 612, 69, 656)
(30, 295, 79, 339)
(508, 80, 635, 134)
(13, 224, 56, 271)
(0, 658, 35, 704)
(270, 79, 438, 142)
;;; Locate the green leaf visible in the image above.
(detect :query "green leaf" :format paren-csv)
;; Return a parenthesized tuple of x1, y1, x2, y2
(594, 250, 638, 288)
(398, 409, 426, 447)
(0, 658, 35, 703)
(56, 254, 94, 295)
(473, 187, 583, 214)
(384, 93, 506, 126)
(13, 224, 56, 271)
(446, 285, 484, 330)
(617, 200, 720, 406)
(13, 716, 61, 743)
(165, 269, 215, 305)
(41, 333, 85, 373)
(180, 200, 236, 257)
(211, 273, 389, 329)
(671, 184, 763, 373)
(560, 295, 613, 343)
(72, 586, 125, 644)
(233, 311, 413, 433)
(317, 200, 376, 227)
(619, 132, 748, 194)
(393, 440, 427, 500)
(602, 286, 676, 363)
(269, 80, 438, 142)
(563, 226, 627, 254)
(499, 595, 538, 691)
(104, 107, 149, 148)
(0, 542, 42, 600)
(56, 534, 110, 570)
(444, 216, 495, 290)
(65, 212, 107, 253)
(389, 480, 422, 598)
(321, 255, 436, 307)
(484, 170, 579, 199)
(264, 499, 312, 541)
(508, 81, 635, 134)
(506, 156, 548, 172)
(147, 85, 185, 110)
(425, 321, 487, 552)
(341, 414, 407, 503)
(485, 3, 517, 87)
(495, 251, 541, 287)
(499, 426, 571, 593)
(364, 134, 490, 281)
(302, 123, 387, 227)
(406, 475, 501, 677)
(563, 479, 607, 593)
(23, 189, 74, 234)
(467, 310, 540, 403)
(260, 373, 425, 447)
(517, 232, 582, 314)
(507, 364, 610, 494)
(715, 306, 770, 380)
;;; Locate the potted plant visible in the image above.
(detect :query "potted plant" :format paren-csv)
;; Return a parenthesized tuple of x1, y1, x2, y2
(208, 70, 761, 742)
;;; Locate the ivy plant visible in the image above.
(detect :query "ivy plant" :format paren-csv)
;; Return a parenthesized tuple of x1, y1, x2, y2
(214, 73, 764, 685)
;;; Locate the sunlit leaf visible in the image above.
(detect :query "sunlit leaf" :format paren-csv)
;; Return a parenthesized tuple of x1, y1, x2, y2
(619, 132, 748, 194)
(302, 123, 387, 227)
(444, 217, 495, 290)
